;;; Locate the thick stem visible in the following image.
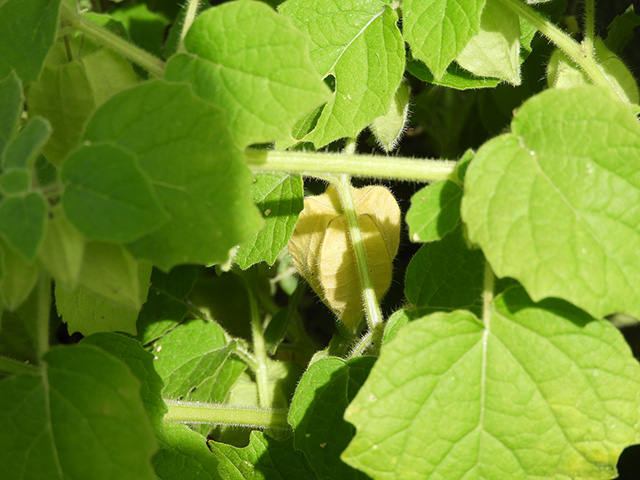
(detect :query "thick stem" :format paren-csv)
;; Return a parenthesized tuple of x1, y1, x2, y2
(583, 0, 596, 53)
(164, 400, 290, 430)
(177, 0, 201, 52)
(61, 3, 165, 77)
(246, 149, 459, 184)
(482, 260, 495, 325)
(247, 288, 272, 408)
(331, 174, 384, 349)
(498, 0, 623, 101)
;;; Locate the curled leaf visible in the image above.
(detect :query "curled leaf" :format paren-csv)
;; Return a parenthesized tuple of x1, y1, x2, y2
(288, 185, 400, 331)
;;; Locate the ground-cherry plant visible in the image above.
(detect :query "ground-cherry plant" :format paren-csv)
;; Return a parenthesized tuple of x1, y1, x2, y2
(1, 0, 640, 478)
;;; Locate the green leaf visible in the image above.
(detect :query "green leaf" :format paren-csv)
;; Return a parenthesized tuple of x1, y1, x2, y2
(61, 143, 168, 243)
(0, 192, 48, 261)
(236, 174, 304, 269)
(605, 5, 640, 54)
(547, 38, 639, 105)
(289, 356, 375, 480)
(110, 3, 169, 59)
(369, 81, 410, 153)
(27, 36, 138, 165)
(82, 80, 263, 270)
(343, 287, 640, 479)
(0, 283, 43, 364)
(0, 0, 62, 84)
(280, 0, 405, 147)
(402, 0, 485, 80)
(136, 265, 198, 345)
(0, 344, 158, 480)
(461, 86, 640, 319)
(165, 0, 329, 147)
(0, 169, 31, 195)
(210, 431, 318, 480)
(381, 309, 411, 346)
(456, 0, 521, 85)
(0, 71, 22, 157)
(405, 227, 485, 316)
(3, 116, 51, 170)
(406, 59, 501, 90)
(81, 332, 168, 435)
(55, 283, 140, 336)
(38, 205, 86, 287)
(153, 423, 224, 480)
(0, 240, 40, 310)
(405, 180, 462, 243)
(152, 319, 237, 400)
(76, 241, 152, 310)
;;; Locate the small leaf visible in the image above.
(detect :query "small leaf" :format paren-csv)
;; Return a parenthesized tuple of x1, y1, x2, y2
(0, 344, 158, 480)
(0, 0, 62, 84)
(456, 0, 521, 85)
(461, 86, 640, 319)
(0, 169, 31, 195)
(0, 192, 48, 261)
(280, 0, 405, 147)
(369, 81, 410, 153)
(3, 116, 51, 170)
(288, 356, 375, 479)
(403, 0, 485, 80)
(165, 0, 329, 147)
(0, 240, 39, 311)
(62, 143, 168, 243)
(343, 287, 640, 479)
(405, 226, 485, 316)
(406, 180, 462, 243)
(605, 5, 640, 54)
(210, 431, 318, 480)
(235, 173, 304, 269)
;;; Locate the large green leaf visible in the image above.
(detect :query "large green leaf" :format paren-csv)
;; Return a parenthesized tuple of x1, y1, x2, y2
(280, 0, 405, 147)
(343, 287, 640, 479)
(402, 0, 485, 80)
(165, 0, 329, 147)
(0, 344, 158, 480)
(288, 356, 375, 480)
(82, 80, 263, 270)
(210, 431, 318, 480)
(61, 143, 168, 243)
(461, 86, 640, 319)
(236, 174, 304, 269)
(0, 0, 62, 84)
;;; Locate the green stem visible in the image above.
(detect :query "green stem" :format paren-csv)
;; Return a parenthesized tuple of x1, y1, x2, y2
(247, 288, 272, 408)
(177, 0, 201, 53)
(246, 149, 459, 184)
(583, 0, 596, 54)
(0, 356, 39, 376)
(498, 0, 623, 101)
(482, 260, 495, 325)
(331, 174, 384, 350)
(348, 330, 375, 358)
(164, 400, 290, 430)
(36, 273, 51, 360)
(61, 3, 165, 77)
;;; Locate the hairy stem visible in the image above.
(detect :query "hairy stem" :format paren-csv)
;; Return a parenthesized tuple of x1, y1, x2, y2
(247, 288, 272, 408)
(177, 0, 201, 52)
(61, 3, 165, 77)
(246, 149, 459, 184)
(164, 400, 290, 430)
(583, 0, 596, 54)
(331, 174, 384, 350)
(498, 0, 623, 101)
